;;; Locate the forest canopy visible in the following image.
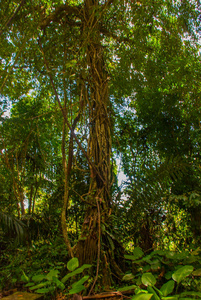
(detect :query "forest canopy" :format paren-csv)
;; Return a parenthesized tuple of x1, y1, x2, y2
(0, 0, 201, 298)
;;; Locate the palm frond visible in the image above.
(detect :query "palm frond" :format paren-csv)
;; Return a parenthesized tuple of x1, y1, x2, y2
(126, 155, 188, 211)
(0, 212, 27, 244)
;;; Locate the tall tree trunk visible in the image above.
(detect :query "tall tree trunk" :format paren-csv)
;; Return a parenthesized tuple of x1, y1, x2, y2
(38, 0, 124, 288)
(75, 0, 122, 289)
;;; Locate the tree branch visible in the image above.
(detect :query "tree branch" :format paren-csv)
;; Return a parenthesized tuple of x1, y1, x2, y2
(38, 37, 108, 192)
(40, 4, 82, 29)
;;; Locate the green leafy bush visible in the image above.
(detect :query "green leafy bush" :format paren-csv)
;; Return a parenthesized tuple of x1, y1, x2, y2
(120, 247, 201, 299)
(21, 257, 91, 296)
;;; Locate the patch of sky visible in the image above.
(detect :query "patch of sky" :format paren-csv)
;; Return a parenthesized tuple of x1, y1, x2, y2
(115, 155, 128, 187)
(0, 96, 11, 119)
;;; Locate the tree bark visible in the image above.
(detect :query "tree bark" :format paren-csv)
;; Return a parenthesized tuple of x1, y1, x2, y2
(38, 0, 124, 288)
(75, 0, 116, 289)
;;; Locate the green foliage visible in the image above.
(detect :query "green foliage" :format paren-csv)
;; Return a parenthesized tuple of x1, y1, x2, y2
(120, 247, 201, 299)
(67, 257, 79, 272)
(172, 266, 194, 285)
(0, 237, 68, 290)
(61, 259, 91, 284)
(0, 0, 200, 296)
(125, 247, 144, 261)
(132, 294, 153, 300)
(23, 269, 65, 294)
(21, 270, 29, 283)
(142, 273, 156, 287)
(20, 257, 92, 295)
(118, 285, 136, 292)
(0, 212, 27, 244)
(160, 280, 175, 297)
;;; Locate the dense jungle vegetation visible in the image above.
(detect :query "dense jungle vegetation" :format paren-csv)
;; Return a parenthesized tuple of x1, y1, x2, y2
(0, 0, 201, 299)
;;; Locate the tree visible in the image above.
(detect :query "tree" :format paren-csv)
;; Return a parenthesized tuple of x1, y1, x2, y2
(0, 0, 200, 289)
(113, 21, 201, 250)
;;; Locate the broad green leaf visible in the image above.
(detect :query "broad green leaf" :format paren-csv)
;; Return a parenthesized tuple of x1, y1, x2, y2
(165, 252, 177, 259)
(165, 271, 173, 280)
(131, 293, 153, 300)
(25, 282, 35, 287)
(141, 272, 156, 287)
(62, 264, 91, 283)
(135, 287, 148, 294)
(160, 280, 175, 297)
(150, 259, 161, 271)
(71, 266, 86, 276)
(165, 252, 188, 261)
(151, 250, 167, 257)
(67, 257, 79, 271)
(147, 286, 160, 300)
(124, 255, 139, 261)
(143, 255, 152, 262)
(192, 268, 201, 276)
(118, 285, 136, 292)
(185, 255, 198, 264)
(47, 269, 59, 281)
(77, 264, 92, 271)
(21, 270, 29, 283)
(69, 284, 85, 294)
(35, 288, 51, 294)
(122, 273, 135, 281)
(61, 272, 74, 283)
(72, 275, 89, 288)
(21, 274, 29, 283)
(29, 281, 51, 290)
(32, 274, 46, 282)
(101, 223, 106, 232)
(133, 247, 144, 259)
(124, 248, 144, 261)
(152, 286, 163, 297)
(52, 277, 65, 290)
(35, 286, 56, 294)
(142, 265, 151, 273)
(172, 265, 194, 284)
(107, 236, 115, 251)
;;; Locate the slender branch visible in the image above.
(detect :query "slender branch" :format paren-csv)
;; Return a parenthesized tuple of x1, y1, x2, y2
(38, 37, 107, 190)
(61, 77, 83, 257)
(40, 4, 82, 29)
(61, 118, 74, 257)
